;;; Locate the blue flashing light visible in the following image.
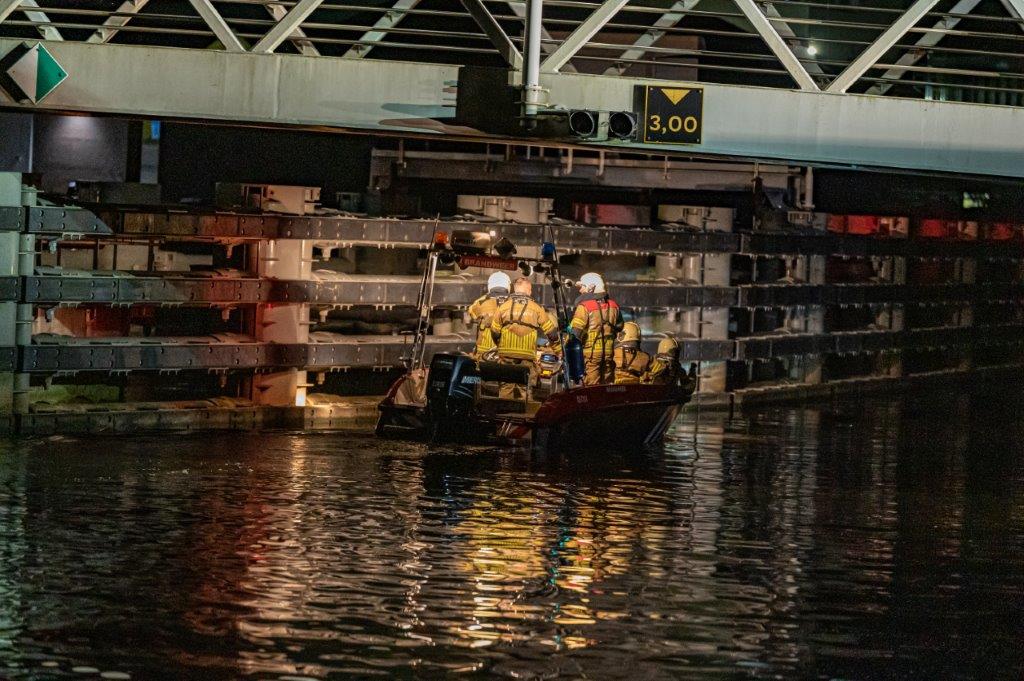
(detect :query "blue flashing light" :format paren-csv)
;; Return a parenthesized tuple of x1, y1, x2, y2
(541, 242, 556, 260)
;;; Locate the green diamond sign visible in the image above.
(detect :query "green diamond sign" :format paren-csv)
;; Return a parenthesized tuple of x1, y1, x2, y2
(4, 43, 66, 104)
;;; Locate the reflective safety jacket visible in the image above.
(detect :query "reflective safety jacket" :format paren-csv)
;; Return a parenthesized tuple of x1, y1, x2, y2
(490, 295, 559, 360)
(570, 294, 623, 361)
(467, 291, 507, 356)
(643, 355, 682, 385)
(612, 342, 651, 384)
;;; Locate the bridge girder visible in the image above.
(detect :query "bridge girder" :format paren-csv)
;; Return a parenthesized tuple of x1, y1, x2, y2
(0, 38, 1022, 179)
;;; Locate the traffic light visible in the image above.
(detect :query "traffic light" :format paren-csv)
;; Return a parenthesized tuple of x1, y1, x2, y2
(567, 110, 598, 138)
(608, 111, 637, 140)
(560, 109, 637, 141)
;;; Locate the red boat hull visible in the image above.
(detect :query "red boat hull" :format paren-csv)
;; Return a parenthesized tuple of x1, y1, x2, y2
(378, 375, 692, 451)
(525, 383, 688, 451)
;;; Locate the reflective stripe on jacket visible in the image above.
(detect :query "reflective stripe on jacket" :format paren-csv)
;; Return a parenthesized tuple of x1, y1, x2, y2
(613, 344, 651, 384)
(467, 293, 504, 355)
(643, 356, 681, 385)
(490, 295, 558, 360)
(570, 295, 622, 360)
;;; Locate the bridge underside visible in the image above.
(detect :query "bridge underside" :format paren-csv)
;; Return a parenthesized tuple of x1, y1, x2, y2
(0, 38, 1022, 178)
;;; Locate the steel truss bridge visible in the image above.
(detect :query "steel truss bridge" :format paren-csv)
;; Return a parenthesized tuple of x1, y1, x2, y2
(1, 0, 1024, 176)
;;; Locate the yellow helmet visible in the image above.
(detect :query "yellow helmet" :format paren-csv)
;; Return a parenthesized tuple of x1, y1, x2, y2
(656, 336, 680, 357)
(619, 321, 642, 343)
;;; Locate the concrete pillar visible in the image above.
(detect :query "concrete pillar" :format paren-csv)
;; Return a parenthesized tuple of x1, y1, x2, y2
(456, 195, 553, 224)
(808, 255, 826, 285)
(255, 239, 313, 407)
(803, 305, 825, 384)
(658, 205, 734, 232)
(260, 239, 314, 280)
(0, 173, 25, 431)
(656, 252, 730, 286)
(699, 362, 728, 394)
(657, 205, 734, 399)
(893, 257, 907, 284)
(699, 308, 729, 340)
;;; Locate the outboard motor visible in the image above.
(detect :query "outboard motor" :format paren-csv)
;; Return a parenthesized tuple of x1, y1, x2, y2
(425, 353, 480, 440)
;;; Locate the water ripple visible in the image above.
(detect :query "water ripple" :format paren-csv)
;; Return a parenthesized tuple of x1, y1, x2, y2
(0, 395, 1022, 679)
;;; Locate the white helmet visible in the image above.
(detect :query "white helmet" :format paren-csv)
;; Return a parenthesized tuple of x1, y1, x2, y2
(487, 271, 511, 292)
(579, 272, 606, 294)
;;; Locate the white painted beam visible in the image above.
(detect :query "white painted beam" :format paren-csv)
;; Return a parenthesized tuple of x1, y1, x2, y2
(342, 0, 420, 60)
(87, 1, 146, 43)
(999, 0, 1024, 32)
(253, 0, 324, 53)
(603, 0, 700, 76)
(266, 2, 319, 56)
(541, 0, 630, 73)
(188, 0, 245, 52)
(827, 0, 942, 93)
(3, 38, 1024, 178)
(763, 3, 825, 77)
(87, 0, 150, 44)
(866, 0, 981, 95)
(732, 0, 818, 91)
(0, 0, 23, 25)
(21, 1, 61, 41)
(460, 0, 523, 69)
(505, 0, 574, 72)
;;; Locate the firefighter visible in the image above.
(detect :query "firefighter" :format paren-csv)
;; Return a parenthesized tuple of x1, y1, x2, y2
(467, 271, 511, 357)
(612, 321, 651, 384)
(570, 272, 622, 385)
(643, 336, 683, 385)
(489, 277, 559, 399)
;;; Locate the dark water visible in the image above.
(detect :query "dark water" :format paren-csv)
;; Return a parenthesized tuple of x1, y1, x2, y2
(1, 395, 1023, 680)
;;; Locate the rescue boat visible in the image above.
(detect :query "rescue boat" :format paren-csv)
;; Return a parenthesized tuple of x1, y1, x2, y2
(374, 229, 695, 452)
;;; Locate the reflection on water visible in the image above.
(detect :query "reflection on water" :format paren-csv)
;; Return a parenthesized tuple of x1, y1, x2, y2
(0, 395, 1022, 679)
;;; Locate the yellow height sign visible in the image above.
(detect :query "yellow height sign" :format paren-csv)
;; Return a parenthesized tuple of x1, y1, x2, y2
(638, 85, 704, 145)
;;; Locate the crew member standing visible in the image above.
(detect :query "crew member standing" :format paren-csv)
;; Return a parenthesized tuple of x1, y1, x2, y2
(644, 336, 683, 385)
(489, 278, 559, 399)
(467, 271, 511, 358)
(570, 272, 622, 385)
(612, 321, 651, 384)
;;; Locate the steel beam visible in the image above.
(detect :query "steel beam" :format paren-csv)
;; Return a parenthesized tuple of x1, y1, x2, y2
(763, 3, 825, 78)
(188, 0, 245, 52)
(6, 39, 1024, 178)
(341, 0, 420, 59)
(505, 0, 574, 72)
(20, 1, 61, 41)
(460, 0, 523, 69)
(866, 0, 981, 95)
(0, 0, 22, 25)
(267, 1, 319, 57)
(540, 0, 630, 73)
(1000, 0, 1024, 32)
(826, 0, 942, 94)
(732, 0, 818, 91)
(87, 0, 150, 44)
(603, 0, 700, 76)
(0, 0, 61, 40)
(252, 0, 324, 54)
